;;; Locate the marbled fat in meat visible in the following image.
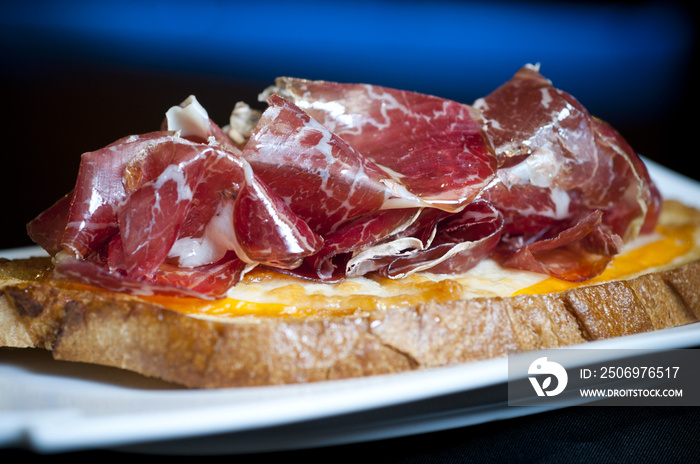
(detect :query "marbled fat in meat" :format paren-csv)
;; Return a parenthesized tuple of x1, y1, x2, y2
(264, 78, 497, 212)
(26, 67, 663, 295)
(475, 65, 662, 281)
(240, 95, 427, 235)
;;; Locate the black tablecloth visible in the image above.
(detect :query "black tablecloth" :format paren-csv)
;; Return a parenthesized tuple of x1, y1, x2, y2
(6, 406, 700, 462)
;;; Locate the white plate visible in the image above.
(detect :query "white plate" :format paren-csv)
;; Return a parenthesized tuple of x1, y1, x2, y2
(1, 159, 699, 455)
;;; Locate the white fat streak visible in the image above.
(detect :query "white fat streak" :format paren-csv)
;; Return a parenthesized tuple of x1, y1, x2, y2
(381, 182, 431, 210)
(154, 163, 194, 202)
(169, 236, 217, 268)
(165, 95, 210, 140)
(294, 83, 416, 135)
(87, 190, 104, 215)
(304, 100, 356, 127)
(365, 162, 435, 210)
(492, 184, 571, 221)
(304, 116, 337, 168)
(550, 187, 571, 219)
(168, 200, 234, 267)
(540, 87, 553, 109)
(557, 106, 571, 121)
(472, 96, 487, 111)
(364, 84, 414, 130)
(124, 134, 142, 143)
(498, 146, 561, 189)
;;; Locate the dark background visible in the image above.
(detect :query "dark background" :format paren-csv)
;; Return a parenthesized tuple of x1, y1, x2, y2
(1, 0, 697, 251)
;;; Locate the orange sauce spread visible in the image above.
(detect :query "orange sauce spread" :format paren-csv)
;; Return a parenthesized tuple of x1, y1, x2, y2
(514, 223, 696, 295)
(142, 273, 466, 319)
(139, 220, 697, 319)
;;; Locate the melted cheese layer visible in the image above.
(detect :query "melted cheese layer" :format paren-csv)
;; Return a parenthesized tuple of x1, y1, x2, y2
(143, 203, 700, 319)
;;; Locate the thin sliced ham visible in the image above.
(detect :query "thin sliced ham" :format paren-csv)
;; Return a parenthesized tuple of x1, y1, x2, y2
(52, 249, 248, 299)
(26, 67, 663, 297)
(26, 191, 73, 256)
(61, 132, 181, 258)
(240, 95, 427, 235)
(232, 162, 323, 268)
(348, 200, 503, 279)
(29, 129, 323, 297)
(475, 64, 662, 280)
(305, 208, 426, 281)
(263, 77, 496, 212)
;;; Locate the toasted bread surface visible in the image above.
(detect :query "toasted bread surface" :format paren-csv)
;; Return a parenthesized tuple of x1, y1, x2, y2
(2, 248, 699, 388)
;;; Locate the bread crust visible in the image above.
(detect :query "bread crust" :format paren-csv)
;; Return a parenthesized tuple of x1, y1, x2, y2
(2, 251, 699, 388)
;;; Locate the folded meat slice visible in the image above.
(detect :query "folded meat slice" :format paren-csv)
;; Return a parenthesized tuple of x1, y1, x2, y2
(27, 132, 181, 259)
(28, 128, 323, 297)
(304, 208, 426, 281)
(493, 210, 622, 282)
(26, 191, 73, 256)
(263, 78, 496, 212)
(52, 249, 248, 299)
(236, 94, 504, 282)
(239, 95, 427, 236)
(118, 138, 321, 278)
(347, 200, 504, 279)
(27, 68, 663, 294)
(474, 64, 662, 281)
(232, 162, 324, 269)
(59, 132, 180, 258)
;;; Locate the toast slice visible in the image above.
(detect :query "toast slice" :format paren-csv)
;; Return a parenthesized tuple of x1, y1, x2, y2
(2, 200, 699, 389)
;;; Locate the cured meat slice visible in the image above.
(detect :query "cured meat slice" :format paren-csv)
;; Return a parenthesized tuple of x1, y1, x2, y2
(592, 119, 662, 236)
(494, 210, 623, 281)
(474, 64, 662, 280)
(29, 125, 323, 297)
(116, 137, 322, 278)
(52, 249, 247, 299)
(306, 208, 425, 281)
(57, 132, 181, 259)
(118, 140, 208, 278)
(240, 95, 425, 235)
(232, 162, 323, 268)
(151, 252, 248, 297)
(26, 191, 73, 256)
(349, 200, 504, 279)
(263, 78, 496, 212)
